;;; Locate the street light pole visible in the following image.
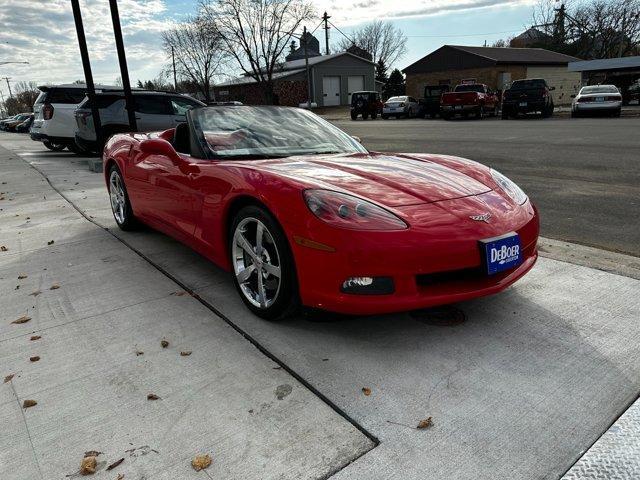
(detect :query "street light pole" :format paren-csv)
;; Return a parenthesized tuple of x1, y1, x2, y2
(172, 46, 178, 91)
(303, 26, 312, 107)
(71, 0, 103, 150)
(2, 77, 12, 97)
(109, 0, 137, 132)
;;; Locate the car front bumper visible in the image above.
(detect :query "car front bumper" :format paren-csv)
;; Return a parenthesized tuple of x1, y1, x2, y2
(290, 196, 539, 315)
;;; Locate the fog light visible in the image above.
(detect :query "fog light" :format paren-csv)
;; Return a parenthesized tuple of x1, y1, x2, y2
(341, 276, 394, 295)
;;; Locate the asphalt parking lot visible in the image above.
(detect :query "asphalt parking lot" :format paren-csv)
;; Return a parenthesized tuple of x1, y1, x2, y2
(333, 115, 640, 257)
(1, 129, 639, 479)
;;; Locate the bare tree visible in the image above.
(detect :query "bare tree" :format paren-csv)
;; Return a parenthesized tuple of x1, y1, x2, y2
(3, 81, 39, 115)
(162, 15, 229, 102)
(336, 20, 407, 67)
(200, 0, 314, 104)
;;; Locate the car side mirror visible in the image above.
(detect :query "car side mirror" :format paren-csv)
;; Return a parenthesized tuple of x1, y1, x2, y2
(571, 94, 576, 98)
(140, 138, 180, 162)
(351, 135, 362, 143)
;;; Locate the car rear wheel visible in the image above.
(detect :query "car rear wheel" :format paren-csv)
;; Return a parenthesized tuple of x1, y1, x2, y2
(108, 165, 137, 231)
(475, 106, 484, 119)
(350, 111, 358, 120)
(43, 140, 66, 151)
(230, 206, 299, 320)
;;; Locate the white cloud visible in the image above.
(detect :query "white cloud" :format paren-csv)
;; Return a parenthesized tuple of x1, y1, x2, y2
(0, 0, 174, 97)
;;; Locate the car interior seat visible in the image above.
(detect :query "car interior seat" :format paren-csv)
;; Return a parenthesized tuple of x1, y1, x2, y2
(173, 122, 190, 154)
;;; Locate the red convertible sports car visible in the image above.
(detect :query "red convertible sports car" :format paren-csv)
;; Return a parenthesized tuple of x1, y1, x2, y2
(103, 106, 538, 319)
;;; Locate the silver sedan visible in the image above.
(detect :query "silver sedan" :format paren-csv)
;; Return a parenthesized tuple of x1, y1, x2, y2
(571, 85, 622, 117)
(382, 96, 419, 119)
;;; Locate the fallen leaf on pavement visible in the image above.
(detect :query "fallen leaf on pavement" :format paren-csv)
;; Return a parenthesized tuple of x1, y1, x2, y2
(4, 374, 14, 383)
(18, 275, 27, 279)
(417, 417, 434, 429)
(147, 393, 160, 400)
(11, 315, 31, 324)
(29, 290, 41, 297)
(80, 455, 97, 475)
(47, 240, 55, 245)
(106, 458, 124, 471)
(116, 474, 124, 480)
(160, 340, 169, 348)
(30, 335, 41, 341)
(180, 351, 192, 356)
(361, 387, 371, 396)
(50, 284, 60, 290)
(23, 399, 37, 409)
(29, 356, 40, 362)
(84, 451, 102, 458)
(0, 246, 7, 252)
(191, 454, 212, 471)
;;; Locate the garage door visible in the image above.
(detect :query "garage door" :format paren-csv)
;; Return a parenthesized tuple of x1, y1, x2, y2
(347, 76, 364, 104)
(322, 76, 341, 106)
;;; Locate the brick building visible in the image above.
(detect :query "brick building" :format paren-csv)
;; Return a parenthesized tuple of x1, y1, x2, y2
(403, 45, 581, 105)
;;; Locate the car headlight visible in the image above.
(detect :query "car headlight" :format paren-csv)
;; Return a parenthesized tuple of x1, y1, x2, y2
(303, 189, 408, 230)
(490, 169, 528, 205)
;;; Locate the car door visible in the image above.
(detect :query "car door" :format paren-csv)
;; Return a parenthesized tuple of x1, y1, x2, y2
(170, 96, 203, 125)
(133, 95, 174, 132)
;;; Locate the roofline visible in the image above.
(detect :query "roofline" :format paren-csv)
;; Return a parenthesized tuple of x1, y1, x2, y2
(283, 51, 375, 70)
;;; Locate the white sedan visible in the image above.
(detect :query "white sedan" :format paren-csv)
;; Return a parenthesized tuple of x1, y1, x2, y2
(571, 85, 622, 118)
(382, 96, 419, 119)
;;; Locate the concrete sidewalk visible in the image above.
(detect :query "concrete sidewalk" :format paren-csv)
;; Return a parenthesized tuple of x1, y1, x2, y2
(0, 144, 374, 479)
(2, 133, 640, 479)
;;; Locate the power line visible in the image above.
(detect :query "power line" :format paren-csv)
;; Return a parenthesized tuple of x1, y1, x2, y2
(405, 29, 523, 38)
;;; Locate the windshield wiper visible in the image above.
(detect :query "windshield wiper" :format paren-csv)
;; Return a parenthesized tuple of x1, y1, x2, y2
(213, 153, 292, 160)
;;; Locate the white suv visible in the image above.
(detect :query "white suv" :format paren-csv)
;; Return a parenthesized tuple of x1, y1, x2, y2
(74, 90, 205, 153)
(30, 84, 113, 152)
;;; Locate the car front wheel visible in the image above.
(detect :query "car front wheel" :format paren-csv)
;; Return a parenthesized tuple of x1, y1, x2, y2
(43, 140, 66, 151)
(108, 165, 137, 231)
(230, 206, 298, 320)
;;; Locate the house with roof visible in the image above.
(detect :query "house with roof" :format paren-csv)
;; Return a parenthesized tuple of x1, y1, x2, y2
(403, 45, 581, 104)
(213, 34, 375, 107)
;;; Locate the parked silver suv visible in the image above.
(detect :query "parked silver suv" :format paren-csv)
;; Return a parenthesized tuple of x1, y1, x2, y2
(74, 90, 205, 153)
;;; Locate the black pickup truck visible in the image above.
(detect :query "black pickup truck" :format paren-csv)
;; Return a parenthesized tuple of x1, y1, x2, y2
(501, 78, 555, 119)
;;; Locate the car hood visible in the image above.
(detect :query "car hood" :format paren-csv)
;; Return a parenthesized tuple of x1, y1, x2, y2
(252, 153, 492, 207)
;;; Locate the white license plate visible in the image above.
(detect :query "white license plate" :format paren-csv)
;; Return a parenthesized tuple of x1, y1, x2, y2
(519, 102, 527, 107)
(454, 105, 463, 110)
(596, 97, 605, 102)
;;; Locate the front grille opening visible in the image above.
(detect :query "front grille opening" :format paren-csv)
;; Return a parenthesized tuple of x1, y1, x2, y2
(416, 266, 485, 287)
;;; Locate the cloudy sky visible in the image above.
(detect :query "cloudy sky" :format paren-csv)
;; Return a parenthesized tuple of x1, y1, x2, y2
(0, 0, 536, 98)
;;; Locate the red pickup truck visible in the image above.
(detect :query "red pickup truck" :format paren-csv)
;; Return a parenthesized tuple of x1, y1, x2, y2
(440, 84, 499, 120)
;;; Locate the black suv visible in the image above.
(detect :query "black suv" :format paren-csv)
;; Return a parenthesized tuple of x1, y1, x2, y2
(350, 91, 382, 120)
(501, 78, 555, 119)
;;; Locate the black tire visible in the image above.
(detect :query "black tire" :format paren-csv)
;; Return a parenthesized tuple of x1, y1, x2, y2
(441, 113, 451, 120)
(371, 112, 377, 120)
(571, 110, 578, 118)
(382, 114, 389, 120)
(108, 165, 138, 231)
(67, 141, 85, 154)
(362, 112, 369, 120)
(613, 108, 621, 118)
(229, 205, 299, 320)
(43, 140, 66, 151)
(475, 106, 484, 119)
(429, 113, 436, 119)
(350, 111, 358, 120)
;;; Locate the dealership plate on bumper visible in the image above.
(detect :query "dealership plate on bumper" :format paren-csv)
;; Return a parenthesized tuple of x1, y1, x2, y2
(479, 232, 522, 275)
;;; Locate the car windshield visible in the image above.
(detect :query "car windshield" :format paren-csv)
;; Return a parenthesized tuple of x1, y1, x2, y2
(190, 106, 367, 160)
(581, 86, 619, 94)
(454, 84, 485, 92)
(510, 79, 546, 90)
(425, 88, 445, 97)
(387, 96, 407, 102)
(352, 92, 373, 102)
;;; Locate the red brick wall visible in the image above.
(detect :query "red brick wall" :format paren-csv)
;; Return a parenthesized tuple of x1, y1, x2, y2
(214, 80, 308, 106)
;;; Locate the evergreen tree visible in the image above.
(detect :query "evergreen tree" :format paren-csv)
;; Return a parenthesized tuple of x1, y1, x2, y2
(384, 68, 405, 98)
(375, 59, 388, 85)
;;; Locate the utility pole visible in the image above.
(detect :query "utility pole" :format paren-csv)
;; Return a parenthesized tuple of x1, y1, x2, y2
(303, 26, 312, 107)
(322, 12, 331, 55)
(109, 0, 137, 131)
(172, 46, 178, 90)
(71, 0, 102, 150)
(2, 77, 12, 97)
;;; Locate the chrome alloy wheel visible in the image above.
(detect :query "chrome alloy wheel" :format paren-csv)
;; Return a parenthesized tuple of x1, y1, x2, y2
(232, 217, 282, 309)
(109, 170, 126, 224)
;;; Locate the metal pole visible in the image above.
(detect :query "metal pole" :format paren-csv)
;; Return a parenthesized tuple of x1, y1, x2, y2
(172, 46, 178, 90)
(109, 0, 137, 131)
(71, 0, 102, 150)
(3, 77, 12, 97)
(303, 26, 312, 107)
